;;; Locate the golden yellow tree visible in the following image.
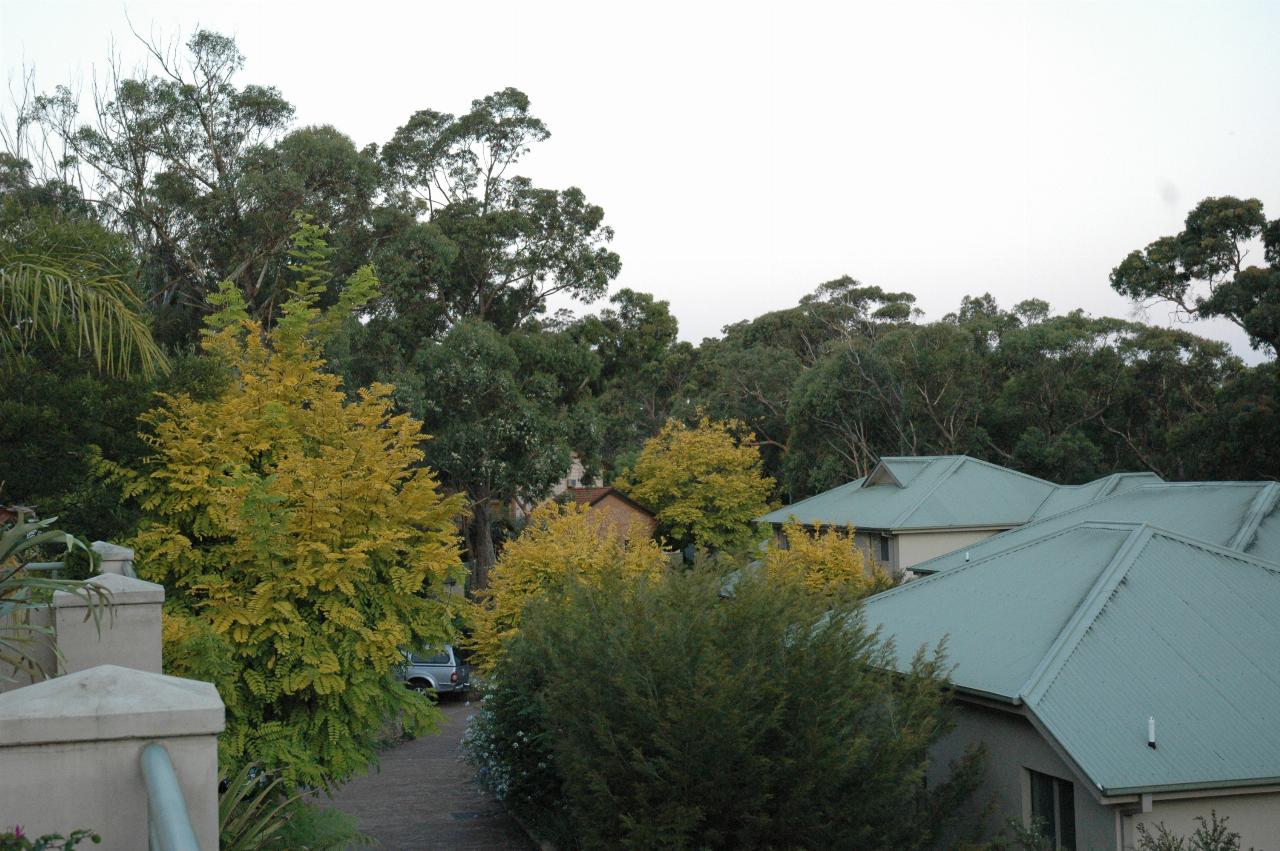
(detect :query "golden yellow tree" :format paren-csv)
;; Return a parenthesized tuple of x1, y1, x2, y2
(470, 503, 667, 672)
(622, 416, 774, 553)
(764, 522, 895, 601)
(98, 219, 467, 789)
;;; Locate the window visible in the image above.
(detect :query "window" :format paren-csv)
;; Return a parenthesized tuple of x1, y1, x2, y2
(879, 535, 891, 563)
(1028, 769, 1076, 850)
(410, 649, 452, 665)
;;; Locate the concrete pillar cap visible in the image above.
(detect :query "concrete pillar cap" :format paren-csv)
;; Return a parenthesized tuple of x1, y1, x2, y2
(90, 541, 135, 561)
(0, 665, 224, 745)
(51, 572, 164, 608)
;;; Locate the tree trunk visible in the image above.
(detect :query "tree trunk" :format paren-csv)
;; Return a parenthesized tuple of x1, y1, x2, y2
(466, 500, 497, 593)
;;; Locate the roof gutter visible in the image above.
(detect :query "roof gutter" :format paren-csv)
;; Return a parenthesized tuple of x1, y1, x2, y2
(1101, 775, 1280, 798)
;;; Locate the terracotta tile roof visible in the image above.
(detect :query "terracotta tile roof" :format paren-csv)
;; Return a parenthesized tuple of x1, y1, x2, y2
(566, 486, 612, 506)
(565, 486, 655, 517)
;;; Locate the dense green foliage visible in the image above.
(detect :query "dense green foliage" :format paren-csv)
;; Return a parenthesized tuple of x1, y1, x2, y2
(463, 565, 984, 849)
(1111, 196, 1280, 356)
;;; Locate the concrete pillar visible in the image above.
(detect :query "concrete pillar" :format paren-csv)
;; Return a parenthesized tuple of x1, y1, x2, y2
(0, 664, 225, 851)
(51, 572, 164, 675)
(91, 541, 136, 577)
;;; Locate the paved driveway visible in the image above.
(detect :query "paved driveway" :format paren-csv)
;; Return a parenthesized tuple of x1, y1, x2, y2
(327, 696, 534, 850)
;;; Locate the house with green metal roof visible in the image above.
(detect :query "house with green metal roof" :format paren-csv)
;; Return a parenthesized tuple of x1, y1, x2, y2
(861, 520, 1280, 850)
(911, 480, 1280, 576)
(756, 455, 1161, 574)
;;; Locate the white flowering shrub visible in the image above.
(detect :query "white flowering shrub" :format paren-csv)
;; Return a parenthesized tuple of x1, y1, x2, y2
(461, 675, 568, 840)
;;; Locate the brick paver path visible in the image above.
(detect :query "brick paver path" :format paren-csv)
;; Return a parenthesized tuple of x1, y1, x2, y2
(327, 696, 535, 850)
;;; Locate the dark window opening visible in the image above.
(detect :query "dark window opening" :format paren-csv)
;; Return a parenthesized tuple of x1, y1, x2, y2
(1029, 769, 1075, 850)
(879, 535, 891, 563)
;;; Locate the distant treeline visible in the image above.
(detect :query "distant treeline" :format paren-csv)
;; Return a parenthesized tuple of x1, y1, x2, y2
(3, 30, 1276, 571)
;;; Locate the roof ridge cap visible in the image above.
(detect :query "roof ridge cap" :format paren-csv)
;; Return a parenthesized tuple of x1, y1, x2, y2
(1143, 521, 1280, 573)
(1228, 482, 1280, 553)
(888, 456, 965, 527)
(759, 477, 866, 519)
(1021, 525, 1155, 706)
(962, 455, 1059, 488)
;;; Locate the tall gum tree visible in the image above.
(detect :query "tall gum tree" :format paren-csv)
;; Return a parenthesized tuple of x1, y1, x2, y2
(1111, 196, 1280, 357)
(356, 89, 620, 586)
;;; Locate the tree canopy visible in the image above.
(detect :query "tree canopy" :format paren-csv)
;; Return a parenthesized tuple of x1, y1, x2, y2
(1111, 196, 1280, 355)
(98, 222, 466, 789)
(5, 25, 1279, 592)
(468, 502, 667, 672)
(622, 416, 775, 553)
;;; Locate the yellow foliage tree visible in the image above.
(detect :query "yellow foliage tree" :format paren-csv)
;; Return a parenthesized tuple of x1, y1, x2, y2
(764, 522, 895, 601)
(470, 502, 667, 672)
(98, 218, 467, 790)
(622, 416, 774, 552)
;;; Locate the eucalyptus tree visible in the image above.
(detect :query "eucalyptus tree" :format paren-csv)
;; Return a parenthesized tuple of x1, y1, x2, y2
(377, 87, 621, 333)
(1111, 196, 1280, 357)
(357, 89, 621, 581)
(22, 30, 378, 345)
(392, 319, 600, 588)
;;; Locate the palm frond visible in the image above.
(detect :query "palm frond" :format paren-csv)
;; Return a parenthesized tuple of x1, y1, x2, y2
(0, 514, 113, 682)
(0, 256, 169, 379)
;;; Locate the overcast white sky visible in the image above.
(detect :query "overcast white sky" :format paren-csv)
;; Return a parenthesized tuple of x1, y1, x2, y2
(3, 1, 1278, 359)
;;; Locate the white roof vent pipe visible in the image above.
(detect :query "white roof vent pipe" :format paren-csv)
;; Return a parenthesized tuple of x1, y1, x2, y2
(1148, 716, 1157, 749)
(964, 551, 971, 562)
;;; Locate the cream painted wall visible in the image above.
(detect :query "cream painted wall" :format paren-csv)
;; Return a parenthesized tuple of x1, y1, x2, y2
(0, 665, 224, 851)
(1123, 791, 1280, 850)
(926, 700, 1115, 851)
(928, 699, 1280, 851)
(897, 529, 1002, 572)
(0, 734, 218, 850)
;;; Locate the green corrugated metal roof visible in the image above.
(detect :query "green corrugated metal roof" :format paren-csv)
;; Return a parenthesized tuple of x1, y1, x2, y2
(862, 521, 1280, 795)
(758, 455, 1066, 530)
(912, 482, 1280, 575)
(1029, 471, 1164, 519)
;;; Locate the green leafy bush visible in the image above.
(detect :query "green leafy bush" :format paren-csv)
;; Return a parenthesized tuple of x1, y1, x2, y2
(1136, 811, 1254, 851)
(265, 801, 371, 851)
(464, 565, 983, 849)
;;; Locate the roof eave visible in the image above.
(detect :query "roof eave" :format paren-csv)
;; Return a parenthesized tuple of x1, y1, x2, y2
(1101, 776, 1280, 798)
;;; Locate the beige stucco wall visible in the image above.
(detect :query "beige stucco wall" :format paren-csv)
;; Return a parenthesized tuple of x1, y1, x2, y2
(52, 572, 164, 675)
(928, 700, 1280, 851)
(927, 700, 1116, 851)
(897, 528, 1002, 572)
(1123, 790, 1280, 850)
(852, 530, 896, 571)
(0, 734, 219, 849)
(0, 665, 224, 851)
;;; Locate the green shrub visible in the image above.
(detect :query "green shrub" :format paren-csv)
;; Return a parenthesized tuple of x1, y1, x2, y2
(266, 801, 371, 851)
(1136, 811, 1254, 851)
(465, 565, 984, 849)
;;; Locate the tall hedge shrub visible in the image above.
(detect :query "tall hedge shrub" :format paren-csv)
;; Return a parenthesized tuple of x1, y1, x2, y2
(465, 566, 983, 848)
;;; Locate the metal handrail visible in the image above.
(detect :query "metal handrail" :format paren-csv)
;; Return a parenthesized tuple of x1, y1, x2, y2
(140, 742, 201, 851)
